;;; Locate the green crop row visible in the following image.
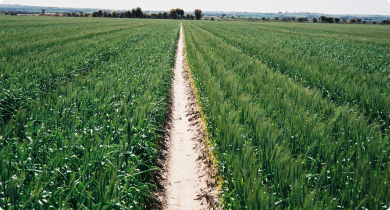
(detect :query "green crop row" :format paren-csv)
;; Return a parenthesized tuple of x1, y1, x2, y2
(0, 18, 154, 122)
(0, 17, 179, 209)
(183, 21, 390, 209)
(191, 21, 390, 133)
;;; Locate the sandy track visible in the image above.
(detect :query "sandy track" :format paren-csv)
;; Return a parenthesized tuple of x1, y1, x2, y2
(158, 23, 217, 210)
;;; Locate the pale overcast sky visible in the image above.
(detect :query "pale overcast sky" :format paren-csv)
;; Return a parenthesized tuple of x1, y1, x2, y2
(2, 0, 390, 15)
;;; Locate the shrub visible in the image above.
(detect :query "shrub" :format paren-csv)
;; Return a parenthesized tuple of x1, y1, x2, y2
(297, 17, 308, 23)
(350, 19, 357, 24)
(210, 17, 215, 21)
(381, 19, 390, 25)
(363, 21, 367, 24)
(274, 17, 280, 21)
(373, 21, 377, 24)
(282, 17, 292, 22)
(3, 11, 9, 15)
(320, 16, 334, 23)
(262, 17, 266, 21)
(357, 18, 362, 23)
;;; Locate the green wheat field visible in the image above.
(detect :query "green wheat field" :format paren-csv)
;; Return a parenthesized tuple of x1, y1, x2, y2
(1, 16, 390, 209)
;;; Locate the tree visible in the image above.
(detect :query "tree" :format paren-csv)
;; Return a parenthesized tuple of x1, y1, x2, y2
(103, 10, 107, 17)
(132, 7, 143, 18)
(262, 17, 266, 21)
(125, 10, 131, 18)
(157, 12, 163, 19)
(91, 12, 98, 17)
(79, 11, 83, 17)
(107, 12, 112, 17)
(313, 17, 318, 23)
(194, 9, 203, 20)
(169, 8, 184, 19)
(177, 8, 184, 19)
(357, 18, 362, 24)
(3, 11, 9, 15)
(169, 9, 177, 19)
(112, 11, 118, 18)
(163, 11, 168, 19)
(350, 19, 357, 24)
(97, 10, 103, 17)
(335, 18, 341, 23)
(274, 17, 280, 21)
(41, 9, 45, 15)
(373, 21, 377, 24)
(221, 13, 227, 18)
(292, 17, 296, 21)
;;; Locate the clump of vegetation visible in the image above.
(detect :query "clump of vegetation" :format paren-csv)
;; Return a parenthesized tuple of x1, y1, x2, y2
(194, 9, 203, 20)
(320, 16, 334, 23)
(297, 17, 308, 22)
(282, 17, 291, 22)
(381, 19, 390, 25)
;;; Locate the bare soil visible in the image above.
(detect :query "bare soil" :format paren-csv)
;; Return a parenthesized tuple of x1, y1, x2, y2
(156, 23, 217, 210)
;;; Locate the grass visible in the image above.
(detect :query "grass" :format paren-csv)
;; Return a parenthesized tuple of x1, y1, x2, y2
(183, 21, 390, 209)
(0, 16, 179, 209)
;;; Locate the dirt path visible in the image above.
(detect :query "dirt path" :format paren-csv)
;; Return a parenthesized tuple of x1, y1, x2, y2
(159, 23, 216, 209)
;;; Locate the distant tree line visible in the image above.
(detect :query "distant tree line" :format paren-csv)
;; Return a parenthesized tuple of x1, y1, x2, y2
(1, 7, 204, 20)
(257, 15, 390, 25)
(2, 11, 17, 15)
(86, 7, 203, 20)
